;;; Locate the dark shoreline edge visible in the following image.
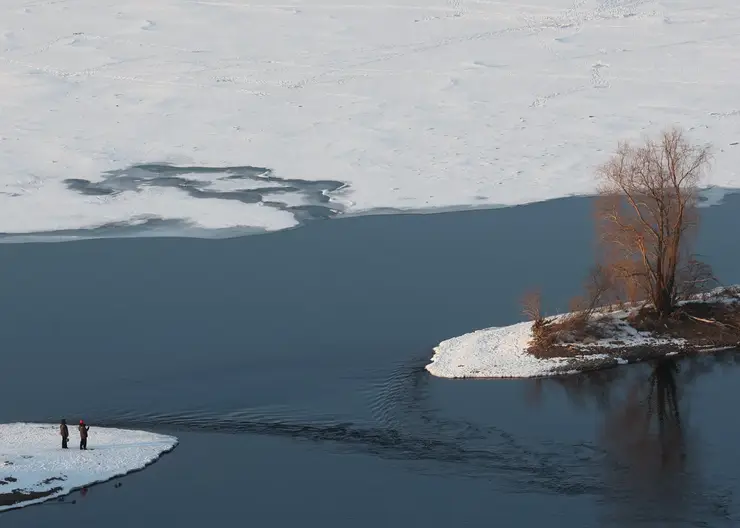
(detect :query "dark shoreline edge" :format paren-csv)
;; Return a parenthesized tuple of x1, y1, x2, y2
(1, 187, 737, 245)
(548, 344, 740, 379)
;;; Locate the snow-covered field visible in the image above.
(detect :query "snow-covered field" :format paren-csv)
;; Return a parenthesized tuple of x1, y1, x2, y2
(0, 423, 177, 511)
(1, 0, 739, 237)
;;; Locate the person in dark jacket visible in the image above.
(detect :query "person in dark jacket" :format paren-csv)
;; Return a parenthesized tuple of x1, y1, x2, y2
(60, 419, 69, 449)
(79, 420, 90, 450)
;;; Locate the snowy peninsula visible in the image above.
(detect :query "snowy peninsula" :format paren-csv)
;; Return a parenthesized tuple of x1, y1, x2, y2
(0, 423, 177, 512)
(426, 289, 740, 379)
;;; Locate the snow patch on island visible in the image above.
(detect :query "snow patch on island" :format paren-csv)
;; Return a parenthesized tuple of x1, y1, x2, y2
(0, 423, 177, 512)
(426, 321, 572, 378)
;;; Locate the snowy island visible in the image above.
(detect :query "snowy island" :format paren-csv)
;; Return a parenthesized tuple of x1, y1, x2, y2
(427, 129, 740, 380)
(0, 423, 177, 512)
(427, 288, 740, 379)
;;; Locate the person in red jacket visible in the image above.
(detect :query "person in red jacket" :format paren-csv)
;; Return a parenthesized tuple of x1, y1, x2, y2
(79, 420, 90, 450)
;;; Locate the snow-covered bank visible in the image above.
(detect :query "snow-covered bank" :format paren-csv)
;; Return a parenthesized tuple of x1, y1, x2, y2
(0, 423, 177, 512)
(426, 319, 686, 379)
(426, 321, 572, 378)
(427, 290, 740, 379)
(1, 0, 740, 236)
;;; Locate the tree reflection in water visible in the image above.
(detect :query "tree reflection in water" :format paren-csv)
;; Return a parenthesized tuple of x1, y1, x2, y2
(603, 359, 684, 475)
(530, 353, 737, 526)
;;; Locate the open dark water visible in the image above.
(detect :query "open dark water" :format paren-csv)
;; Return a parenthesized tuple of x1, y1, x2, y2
(1, 194, 739, 527)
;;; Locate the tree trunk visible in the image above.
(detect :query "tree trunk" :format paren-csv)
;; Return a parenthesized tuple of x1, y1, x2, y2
(654, 287, 673, 318)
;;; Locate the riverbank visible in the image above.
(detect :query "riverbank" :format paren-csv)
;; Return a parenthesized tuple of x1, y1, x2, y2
(426, 288, 740, 379)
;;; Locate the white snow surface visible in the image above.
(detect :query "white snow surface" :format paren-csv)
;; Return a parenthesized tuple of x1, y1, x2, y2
(426, 321, 576, 378)
(1, 0, 740, 236)
(0, 423, 177, 511)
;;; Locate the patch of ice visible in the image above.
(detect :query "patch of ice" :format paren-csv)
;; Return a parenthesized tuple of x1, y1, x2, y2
(261, 192, 311, 207)
(0, 423, 177, 512)
(1, 0, 740, 236)
(698, 346, 737, 353)
(698, 186, 734, 208)
(0, 184, 298, 233)
(205, 179, 285, 193)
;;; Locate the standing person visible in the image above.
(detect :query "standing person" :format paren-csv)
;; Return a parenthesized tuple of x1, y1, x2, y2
(79, 420, 90, 450)
(60, 419, 69, 449)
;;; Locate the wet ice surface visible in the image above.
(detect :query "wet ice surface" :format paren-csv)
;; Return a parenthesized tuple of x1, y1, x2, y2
(0, 164, 345, 241)
(0, 423, 177, 512)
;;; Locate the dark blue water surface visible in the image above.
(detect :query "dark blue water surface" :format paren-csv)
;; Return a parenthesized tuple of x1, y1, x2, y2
(1, 194, 739, 527)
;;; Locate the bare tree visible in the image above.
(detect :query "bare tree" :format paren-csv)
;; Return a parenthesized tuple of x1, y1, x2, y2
(675, 256, 715, 301)
(583, 264, 615, 315)
(563, 265, 613, 328)
(595, 127, 712, 318)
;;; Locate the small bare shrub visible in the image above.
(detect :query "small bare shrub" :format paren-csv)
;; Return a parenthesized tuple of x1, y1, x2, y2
(522, 268, 615, 353)
(521, 289, 543, 324)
